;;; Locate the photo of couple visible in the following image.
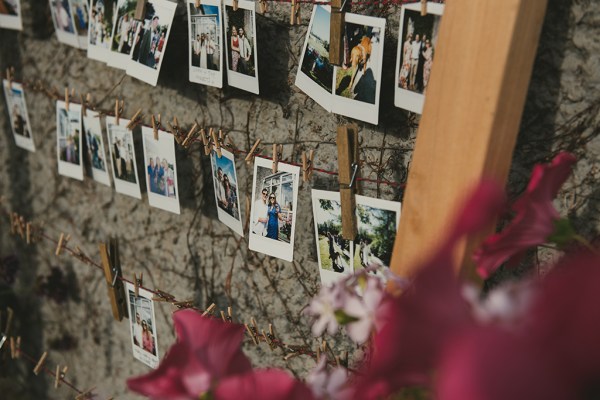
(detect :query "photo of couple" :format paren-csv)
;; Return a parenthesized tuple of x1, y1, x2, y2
(210, 148, 243, 236)
(109, 127, 136, 183)
(188, 0, 223, 87)
(314, 196, 352, 275)
(131, 4, 169, 70)
(57, 106, 81, 166)
(251, 170, 294, 243)
(249, 158, 299, 262)
(223, 0, 258, 94)
(126, 282, 159, 369)
(82, 111, 111, 186)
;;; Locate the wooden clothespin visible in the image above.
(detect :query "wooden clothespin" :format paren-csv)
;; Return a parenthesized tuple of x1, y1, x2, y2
(272, 144, 283, 173)
(54, 365, 68, 389)
(201, 303, 216, 316)
(195, 0, 201, 8)
(64, 87, 70, 111)
(210, 129, 222, 158)
(336, 123, 359, 240)
(134, 272, 143, 298)
(33, 351, 48, 375)
(181, 122, 199, 148)
(55, 233, 71, 256)
(115, 99, 124, 126)
(200, 129, 210, 155)
(134, 0, 147, 20)
(244, 139, 261, 163)
(290, 0, 301, 25)
(227, 306, 233, 322)
(6, 67, 14, 90)
(329, 0, 349, 66)
(99, 238, 127, 321)
(258, 0, 267, 14)
(151, 114, 161, 140)
(244, 323, 259, 345)
(10, 336, 21, 359)
(421, 0, 428, 16)
(233, 0, 239, 12)
(126, 109, 143, 130)
(26, 222, 32, 244)
(302, 150, 315, 182)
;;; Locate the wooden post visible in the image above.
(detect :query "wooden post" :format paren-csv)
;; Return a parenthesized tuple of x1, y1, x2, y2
(390, 0, 548, 281)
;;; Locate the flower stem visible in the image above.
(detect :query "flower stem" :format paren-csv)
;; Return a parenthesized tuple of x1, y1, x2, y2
(573, 234, 598, 254)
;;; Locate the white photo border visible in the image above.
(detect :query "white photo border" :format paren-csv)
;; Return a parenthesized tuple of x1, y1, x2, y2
(56, 100, 84, 181)
(210, 147, 244, 236)
(0, 0, 23, 30)
(187, 0, 224, 88)
(125, 282, 160, 369)
(106, 115, 142, 199)
(3, 80, 36, 152)
(82, 110, 112, 186)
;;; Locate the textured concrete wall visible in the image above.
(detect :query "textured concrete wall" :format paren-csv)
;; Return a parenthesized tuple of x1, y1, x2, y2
(0, 0, 599, 399)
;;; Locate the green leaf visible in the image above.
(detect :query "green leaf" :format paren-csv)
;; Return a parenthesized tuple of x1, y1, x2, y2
(547, 218, 576, 248)
(334, 310, 360, 325)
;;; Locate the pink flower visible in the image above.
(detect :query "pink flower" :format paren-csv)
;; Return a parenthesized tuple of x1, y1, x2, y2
(473, 152, 576, 278)
(305, 280, 348, 337)
(343, 277, 384, 344)
(437, 252, 600, 400)
(352, 182, 506, 399)
(306, 358, 350, 400)
(214, 369, 315, 400)
(127, 309, 251, 399)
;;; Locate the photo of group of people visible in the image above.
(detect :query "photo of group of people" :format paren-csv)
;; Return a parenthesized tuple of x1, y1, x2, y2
(187, 0, 223, 88)
(126, 282, 159, 369)
(395, 1, 444, 113)
(106, 115, 142, 199)
(211, 148, 243, 236)
(0, 0, 22, 30)
(87, 0, 117, 61)
(125, 0, 176, 86)
(142, 127, 180, 214)
(312, 190, 401, 285)
(82, 110, 111, 186)
(297, 5, 386, 125)
(56, 101, 84, 180)
(49, 0, 85, 47)
(3, 80, 35, 152)
(249, 157, 299, 262)
(223, 0, 258, 94)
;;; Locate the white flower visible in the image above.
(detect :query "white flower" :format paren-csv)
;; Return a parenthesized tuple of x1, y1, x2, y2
(305, 281, 347, 337)
(306, 357, 350, 400)
(343, 277, 384, 344)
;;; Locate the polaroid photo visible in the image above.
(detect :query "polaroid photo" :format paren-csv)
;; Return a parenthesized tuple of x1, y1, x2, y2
(394, 1, 444, 114)
(311, 190, 354, 287)
(106, 115, 142, 199)
(106, 0, 142, 69)
(223, 0, 259, 95)
(49, 0, 80, 48)
(88, 0, 118, 61)
(248, 157, 299, 262)
(187, 0, 224, 88)
(82, 110, 111, 186)
(295, 5, 333, 112)
(141, 126, 181, 214)
(56, 100, 84, 181)
(2, 80, 35, 152)
(210, 148, 243, 236)
(126, 0, 177, 86)
(69, 0, 89, 49)
(125, 282, 160, 369)
(354, 194, 401, 281)
(331, 13, 386, 125)
(0, 0, 23, 30)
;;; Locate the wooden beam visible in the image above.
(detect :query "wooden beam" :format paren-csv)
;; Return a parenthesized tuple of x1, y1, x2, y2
(390, 0, 548, 281)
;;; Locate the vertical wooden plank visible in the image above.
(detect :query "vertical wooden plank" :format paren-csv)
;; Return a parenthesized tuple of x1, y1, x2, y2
(390, 0, 548, 281)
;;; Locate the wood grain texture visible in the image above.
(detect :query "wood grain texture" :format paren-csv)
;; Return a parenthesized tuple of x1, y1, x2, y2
(390, 0, 548, 281)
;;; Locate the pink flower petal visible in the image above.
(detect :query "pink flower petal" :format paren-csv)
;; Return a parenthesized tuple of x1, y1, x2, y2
(215, 369, 315, 400)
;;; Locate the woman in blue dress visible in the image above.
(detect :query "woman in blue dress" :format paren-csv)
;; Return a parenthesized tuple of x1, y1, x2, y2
(266, 193, 283, 240)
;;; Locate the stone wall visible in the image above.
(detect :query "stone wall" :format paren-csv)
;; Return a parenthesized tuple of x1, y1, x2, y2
(0, 0, 598, 398)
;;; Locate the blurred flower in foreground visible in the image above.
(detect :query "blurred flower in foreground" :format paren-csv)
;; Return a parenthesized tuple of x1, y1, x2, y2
(473, 152, 577, 278)
(127, 309, 251, 399)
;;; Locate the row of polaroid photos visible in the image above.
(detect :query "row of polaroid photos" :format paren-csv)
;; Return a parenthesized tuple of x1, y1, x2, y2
(210, 151, 402, 283)
(295, 2, 445, 123)
(55, 99, 182, 214)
